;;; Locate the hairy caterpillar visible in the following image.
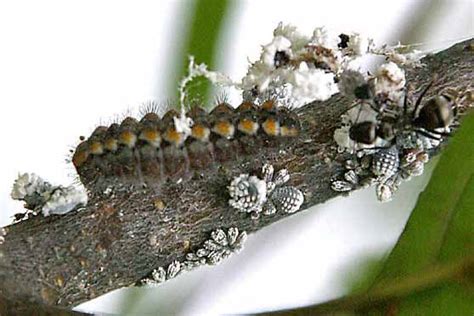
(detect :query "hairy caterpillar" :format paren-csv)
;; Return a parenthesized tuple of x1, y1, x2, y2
(72, 100, 301, 191)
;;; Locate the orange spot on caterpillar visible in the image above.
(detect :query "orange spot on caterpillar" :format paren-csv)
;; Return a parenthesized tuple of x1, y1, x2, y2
(89, 141, 104, 155)
(104, 138, 118, 152)
(119, 130, 137, 148)
(238, 118, 259, 135)
(163, 127, 185, 146)
(139, 128, 161, 147)
(213, 120, 235, 139)
(191, 124, 211, 142)
(262, 118, 280, 136)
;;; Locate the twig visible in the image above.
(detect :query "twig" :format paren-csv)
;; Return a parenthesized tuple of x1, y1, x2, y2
(0, 39, 472, 309)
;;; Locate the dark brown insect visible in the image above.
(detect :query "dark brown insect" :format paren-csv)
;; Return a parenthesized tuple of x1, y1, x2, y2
(348, 80, 458, 147)
(72, 100, 301, 191)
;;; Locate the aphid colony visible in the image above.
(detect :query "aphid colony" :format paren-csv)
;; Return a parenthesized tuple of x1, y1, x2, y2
(332, 76, 462, 201)
(72, 100, 300, 189)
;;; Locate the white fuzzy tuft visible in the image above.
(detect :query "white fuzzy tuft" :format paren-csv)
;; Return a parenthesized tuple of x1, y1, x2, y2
(273, 22, 309, 50)
(347, 33, 372, 55)
(289, 62, 339, 104)
(11, 173, 87, 217)
(372, 62, 406, 101)
(11, 173, 50, 200)
(42, 186, 88, 216)
(311, 27, 339, 49)
(173, 112, 194, 138)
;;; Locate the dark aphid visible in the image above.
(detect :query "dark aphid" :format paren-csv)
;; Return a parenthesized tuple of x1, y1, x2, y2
(161, 109, 179, 124)
(274, 50, 290, 68)
(338, 33, 350, 49)
(13, 212, 29, 222)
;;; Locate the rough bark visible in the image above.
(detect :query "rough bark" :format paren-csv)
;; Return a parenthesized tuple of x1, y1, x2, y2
(0, 38, 472, 309)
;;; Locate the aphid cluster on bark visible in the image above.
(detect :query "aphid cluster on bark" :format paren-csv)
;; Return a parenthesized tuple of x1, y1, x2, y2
(72, 100, 300, 191)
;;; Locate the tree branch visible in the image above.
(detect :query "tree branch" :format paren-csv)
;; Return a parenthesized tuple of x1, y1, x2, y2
(0, 293, 91, 316)
(0, 39, 472, 309)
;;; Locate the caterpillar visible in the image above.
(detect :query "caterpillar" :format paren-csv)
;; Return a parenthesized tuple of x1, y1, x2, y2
(72, 100, 301, 191)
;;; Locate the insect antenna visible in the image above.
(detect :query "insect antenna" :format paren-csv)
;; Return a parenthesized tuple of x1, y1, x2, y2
(403, 87, 409, 118)
(412, 79, 435, 120)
